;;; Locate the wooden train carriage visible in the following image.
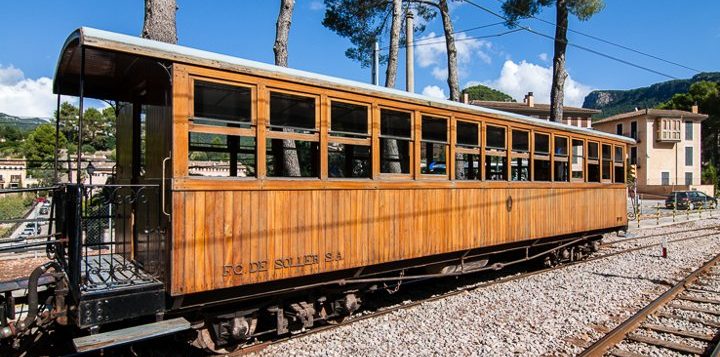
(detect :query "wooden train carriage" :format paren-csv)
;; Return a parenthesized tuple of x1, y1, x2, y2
(54, 28, 633, 301)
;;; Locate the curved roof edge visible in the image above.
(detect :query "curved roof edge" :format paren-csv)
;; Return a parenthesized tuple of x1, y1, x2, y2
(52, 28, 82, 93)
(57, 27, 635, 145)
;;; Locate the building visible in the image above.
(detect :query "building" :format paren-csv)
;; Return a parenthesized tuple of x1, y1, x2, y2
(592, 106, 712, 196)
(469, 92, 601, 128)
(0, 158, 38, 189)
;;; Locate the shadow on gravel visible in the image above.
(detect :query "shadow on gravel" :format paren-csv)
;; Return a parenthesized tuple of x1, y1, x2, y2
(590, 272, 674, 287)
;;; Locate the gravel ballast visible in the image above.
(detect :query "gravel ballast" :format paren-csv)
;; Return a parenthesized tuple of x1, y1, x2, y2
(256, 218, 720, 356)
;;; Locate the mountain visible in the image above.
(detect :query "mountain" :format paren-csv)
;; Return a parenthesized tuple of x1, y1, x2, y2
(583, 72, 720, 118)
(0, 113, 51, 131)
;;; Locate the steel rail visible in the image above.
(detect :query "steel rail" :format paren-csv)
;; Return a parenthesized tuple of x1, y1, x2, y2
(229, 227, 720, 356)
(578, 251, 720, 356)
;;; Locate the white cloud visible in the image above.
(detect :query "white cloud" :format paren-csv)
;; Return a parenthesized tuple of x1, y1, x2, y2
(0, 65, 56, 118)
(415, 32, 492, 81)
(309, 1, 324, 11)
(482, 60, 593, 107)
(422, 85, 446, 99)
(538, 53, 549, 62)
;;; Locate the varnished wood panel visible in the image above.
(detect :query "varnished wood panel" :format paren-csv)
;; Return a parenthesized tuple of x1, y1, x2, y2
(170, 186, 626, 295)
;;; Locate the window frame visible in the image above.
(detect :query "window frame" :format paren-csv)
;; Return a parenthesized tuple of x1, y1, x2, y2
(378, 106, 414, 178)
(552, 135, 570, 182)
(601, 143, 613, 183)
(454, 119, 481, 181)
(570, 138, 585, 182)
(510, 129, 530, 182)
(265, 88, 322, 179)
(483, 124, 508, 181)
(327, 98, 372, 180)
(419, 114, 450, 178)
(188, 76, 259, 179)
(532, 132, 551, 182)
(613, 145, 625, 184)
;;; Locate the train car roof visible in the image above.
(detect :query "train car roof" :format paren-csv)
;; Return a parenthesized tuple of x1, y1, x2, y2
(54, 27, 634, 144)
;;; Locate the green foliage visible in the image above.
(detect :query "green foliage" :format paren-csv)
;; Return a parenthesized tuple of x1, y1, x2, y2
(702, 163, 718, 190)
(501, 0, 604, 24)
(0, 194, 32, 220)
(322, 0, 435, 67)
(23, 124, 67, 168)
(462, 85, 515, 102)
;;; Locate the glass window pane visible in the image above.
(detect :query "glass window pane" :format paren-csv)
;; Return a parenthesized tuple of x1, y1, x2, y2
(588, 142, 599, 159)
(601, 144, 612, 159)
(485, 155, 507, 180)
(422, 116, 447, 143)
(533, 159, 551, 181)
(421, 142, 446, 175)
(572, 139, 584, 180)
(189, 132, 255, 177)
(512, 130, 529, 152)
(455, 153, 480, 180)
(486, 126, 506, 149)
(511, 157, 529, 181)
(331, 101, 368, 134)
(328, 143, 371, 178)
(614, 166, 625, 183)
(554, 161, 569, 182)
(380, 138, 411, 173)
(685, 147, 693, 166)
(534, 133, 549, 154)
(554, 136, 568, 156)
(601, 160, 611, 180)
(614, 146, 623, 163)
(457, 121, 479, 146)
(266, 138, 319, 177)
(193, 81, 252, 126)
(381, 109, 412, 138)
(270, 92, 316, 130)
(588, 163, 600, 182)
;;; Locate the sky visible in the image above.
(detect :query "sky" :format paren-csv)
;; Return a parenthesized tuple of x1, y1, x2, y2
(0, 1, 718, 118)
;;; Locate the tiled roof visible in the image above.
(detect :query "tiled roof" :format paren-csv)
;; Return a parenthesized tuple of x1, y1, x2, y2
(469, 100, 601, 115)
(594, 108, 708, 125)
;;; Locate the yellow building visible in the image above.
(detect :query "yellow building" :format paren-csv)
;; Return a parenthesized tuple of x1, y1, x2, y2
(593, 106, 712, 196)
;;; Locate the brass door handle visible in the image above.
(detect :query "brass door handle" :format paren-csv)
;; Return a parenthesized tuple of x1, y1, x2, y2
(162, 155, 171, 217)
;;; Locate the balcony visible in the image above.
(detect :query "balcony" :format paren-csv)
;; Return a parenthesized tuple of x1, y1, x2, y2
(656, 118, 681, 143)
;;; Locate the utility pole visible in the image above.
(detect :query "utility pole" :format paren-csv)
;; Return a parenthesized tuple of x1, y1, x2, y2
(372, 41, 379, 85)
(405, 10, 414, 93)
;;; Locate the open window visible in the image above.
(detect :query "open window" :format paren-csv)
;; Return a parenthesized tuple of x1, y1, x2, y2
(553, 136, 569, 182)
(420, 116, 448, 176)
(327, 100, 371, 178)
(485, 125, 507, 180)
(455, 120, 480, 180)
(189, 80, 256, 177)
(533, 133, 550, 181)
(614, 145, 625, 183)
(571, 139, 584, 182)
(380, 109, 412, 174)
(266, 91, 319, 177)
(511, 129, 529, 181)
(587, 141, 600, 182)
(601, 143, 612, 182)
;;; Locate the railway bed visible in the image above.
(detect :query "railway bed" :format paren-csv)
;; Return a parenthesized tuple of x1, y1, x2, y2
(231, 221, 720, 356)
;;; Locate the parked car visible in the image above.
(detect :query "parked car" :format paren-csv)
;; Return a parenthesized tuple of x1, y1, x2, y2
(39, 207, 49, 215)
(665, 191, 717, 210)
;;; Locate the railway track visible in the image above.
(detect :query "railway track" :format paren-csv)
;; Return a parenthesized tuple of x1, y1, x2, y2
(579, 252, 720, 357)
(227, 224, 720, 356)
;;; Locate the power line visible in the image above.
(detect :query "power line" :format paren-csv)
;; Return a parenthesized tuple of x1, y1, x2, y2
(489, 0, 702, 73)
(461, 0, 680, 79)
(394, 28, 522, 50)
(380, 21, 507, 50)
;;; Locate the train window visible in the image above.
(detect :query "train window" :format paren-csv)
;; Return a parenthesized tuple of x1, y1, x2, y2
(511, 130, 529, 181)
(533, 133, 550, 181)
(328, 101, 371, 178)
(380, 109, 412, 174)
(601, 144, 612, 181)
(571, 139, 584, 181)
(457, 121, 479, 147)
(485, 125, 507, 181)
(269, 92, 317, 132)
(553, 136, 569, 182)
(421, 116, 447, 175)
(614, 146, 625, 183)
(193, 81, 252, 127)
(587, 141, 600, 182)
(330, 101, 368, 137)
(455, 121, 480, 180)
(266, 139, 319, 177)
(486, 125, 506, 150)
(188, 132, 256, 177)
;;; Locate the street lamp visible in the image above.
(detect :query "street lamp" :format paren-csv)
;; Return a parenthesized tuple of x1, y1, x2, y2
(86, 161, 96, 186)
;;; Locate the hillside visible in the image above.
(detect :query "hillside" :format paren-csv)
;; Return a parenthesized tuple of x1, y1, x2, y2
(462, 84, 515, 102)
(0, 113, 51, 131)
(583, 72, 720, 118)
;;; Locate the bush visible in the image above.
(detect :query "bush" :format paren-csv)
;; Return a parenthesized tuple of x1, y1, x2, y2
(0, 194, 32, 220)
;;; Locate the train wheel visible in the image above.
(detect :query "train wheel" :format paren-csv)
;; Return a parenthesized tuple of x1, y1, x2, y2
(194, 328, 240, 355)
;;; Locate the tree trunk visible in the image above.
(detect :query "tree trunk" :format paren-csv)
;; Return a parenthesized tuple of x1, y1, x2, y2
(142, 0, 177, 44)
(384, 0, 402, 88)
(549, 0, 568, 122)
(439, 0, 459, 101)
(273, 0, 301, 176)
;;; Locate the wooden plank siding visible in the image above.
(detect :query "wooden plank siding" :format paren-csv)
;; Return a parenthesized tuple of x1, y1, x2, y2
(169, 63, 629, 296)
